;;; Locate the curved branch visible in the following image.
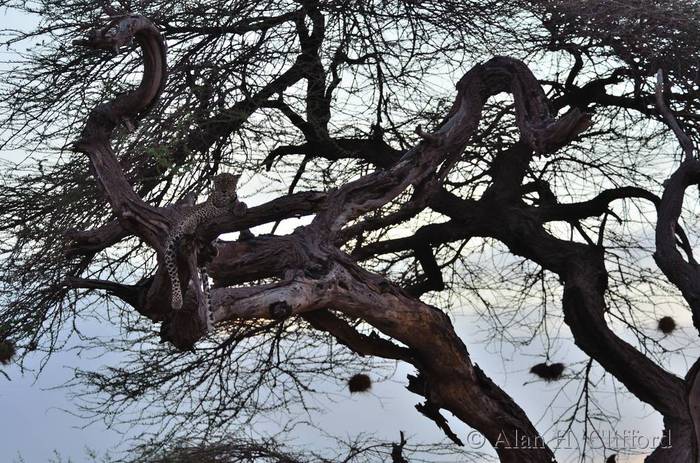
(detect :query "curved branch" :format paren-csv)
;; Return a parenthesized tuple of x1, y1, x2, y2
(73, 15, 170, 248)
(65, 276, 146, 310)
(74, 15, 167, 130)
(654, 159, 700, 325)
(539, 186, 659, 222)
(302, 310, 415, 363)
(311, 56, 591, 237)
(655, 69, 694, 160)
(64, 221, 127, 256)
(428, 183, 687, 419)
(541, 186, 696, 263)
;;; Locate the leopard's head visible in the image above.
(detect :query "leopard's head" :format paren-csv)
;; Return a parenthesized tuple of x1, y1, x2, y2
(211, 173, 240, 207)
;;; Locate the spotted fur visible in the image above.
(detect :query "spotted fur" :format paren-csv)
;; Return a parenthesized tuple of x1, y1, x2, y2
(165, 173, 244, 328)
(200, 266, 213, 331)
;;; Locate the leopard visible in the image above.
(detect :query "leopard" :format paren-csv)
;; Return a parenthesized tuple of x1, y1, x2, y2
(164, 173, 245, 330)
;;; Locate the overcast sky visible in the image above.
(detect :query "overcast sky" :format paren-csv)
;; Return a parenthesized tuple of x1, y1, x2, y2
(2, 306, 676, 463)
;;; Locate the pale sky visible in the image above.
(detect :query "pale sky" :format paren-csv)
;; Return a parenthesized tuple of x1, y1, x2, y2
(1, 307, 672, 463)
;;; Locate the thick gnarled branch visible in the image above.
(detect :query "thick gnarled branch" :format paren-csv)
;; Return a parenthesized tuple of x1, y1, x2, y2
(210, 251, 556, 463)
(310, 56, 591, 237)
(73, 15, 170, 249)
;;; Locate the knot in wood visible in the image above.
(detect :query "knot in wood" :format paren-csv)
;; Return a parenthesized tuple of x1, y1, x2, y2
(269, 300, 292, 319)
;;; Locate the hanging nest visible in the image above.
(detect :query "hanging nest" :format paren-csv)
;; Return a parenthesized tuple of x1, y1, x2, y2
(657, 316, 676, 334)
(0, 340, 15, 365)
(348, 373, 372, 393)
(530, 362, 565, 381)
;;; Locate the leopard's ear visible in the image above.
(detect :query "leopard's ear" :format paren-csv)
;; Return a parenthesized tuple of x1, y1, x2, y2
(177, 192, 196, 207)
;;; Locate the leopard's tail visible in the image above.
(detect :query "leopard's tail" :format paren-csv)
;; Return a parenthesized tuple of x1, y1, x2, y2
(165, 237, 183, 310)
(200, 267, 213, 332)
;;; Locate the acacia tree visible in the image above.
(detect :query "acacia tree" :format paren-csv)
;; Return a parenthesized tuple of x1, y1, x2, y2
(2, 0, 700, 462)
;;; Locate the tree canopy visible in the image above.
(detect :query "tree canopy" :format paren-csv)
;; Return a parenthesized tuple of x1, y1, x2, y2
(2, 1, 700, 461)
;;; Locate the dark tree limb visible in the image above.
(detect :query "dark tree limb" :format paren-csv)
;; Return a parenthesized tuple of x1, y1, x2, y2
(538, 186, 659, 222)
(654, 159, 700, 323)
(653, 68, 700, 333)
(211, 250, 556, 462)
(73, 15, 170, 250)
(65, 191, 327, 257)
(406, 240, 446, 297)
(391, 431, 409, 463)
(311, 57, 591, 238)
(655, 69, 694, 160)
(302, 310, 415, 363)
